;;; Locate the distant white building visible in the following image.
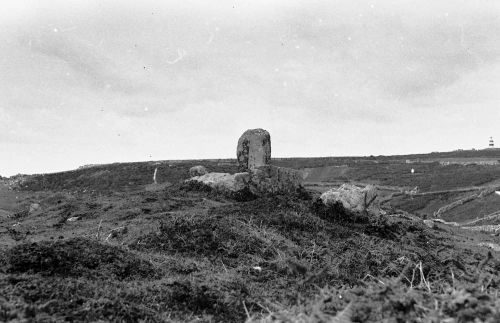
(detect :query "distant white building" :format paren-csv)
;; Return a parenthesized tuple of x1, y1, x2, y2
(489, 137, 495, 148)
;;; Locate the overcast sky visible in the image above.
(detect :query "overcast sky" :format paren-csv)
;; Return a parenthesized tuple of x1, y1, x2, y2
(1, 0, 500, 176)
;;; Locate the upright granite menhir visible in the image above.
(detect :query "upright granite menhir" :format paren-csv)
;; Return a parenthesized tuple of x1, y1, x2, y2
(187, 128, 302, 196)
(237, 129, 271, 171)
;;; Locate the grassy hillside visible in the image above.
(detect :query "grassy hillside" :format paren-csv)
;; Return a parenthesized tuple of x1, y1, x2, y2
(13, 151, 500, 194)
(7, 152, 500, 227)
(272, 148, 500, 168)
(273, 152, 500, 193)
(14, 161, 239, 192)
(2, 162, 500, 322)
(340, 162, 500, 191)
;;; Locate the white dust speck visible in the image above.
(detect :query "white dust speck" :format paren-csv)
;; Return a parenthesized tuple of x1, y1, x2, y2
(166, 49, 186, 65)
(207, 33, 215, 44)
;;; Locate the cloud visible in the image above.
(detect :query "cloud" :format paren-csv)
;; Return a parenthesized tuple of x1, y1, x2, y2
(18, 28, 155, 94)
(284, 6, 500, 101)
(1, 0, 500, 176)
(3, 1, 500, 113)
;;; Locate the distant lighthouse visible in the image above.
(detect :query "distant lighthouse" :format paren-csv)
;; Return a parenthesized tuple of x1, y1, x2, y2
(489, 137, 495, 148)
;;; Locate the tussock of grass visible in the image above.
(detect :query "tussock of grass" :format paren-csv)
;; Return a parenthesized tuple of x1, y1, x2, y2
(6, 238, 156, 279)
(0, 274, 249, 322)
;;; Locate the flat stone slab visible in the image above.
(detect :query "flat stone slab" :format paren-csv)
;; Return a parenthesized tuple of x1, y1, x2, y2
(188, 172, 251, 193)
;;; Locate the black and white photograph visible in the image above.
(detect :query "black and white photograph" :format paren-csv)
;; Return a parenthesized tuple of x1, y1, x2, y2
(2, 0, 500, 321)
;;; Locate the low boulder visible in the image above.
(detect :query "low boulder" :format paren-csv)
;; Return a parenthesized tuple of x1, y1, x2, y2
(423, 219, 436, 229)
(29, 203, 41, 214)
(186, 166, 303, 197)
(320, 184, 380, 215)
(187, 172, 251, 193)
(189, 165, 208, 177)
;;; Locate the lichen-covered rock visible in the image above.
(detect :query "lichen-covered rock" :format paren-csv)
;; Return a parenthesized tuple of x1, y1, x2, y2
(320, 184, 380, 214)
(249, 165, 303, 194)
(187, 172, 250, 193)
(237, 129, 271, 171)
(189, 165, 208, 177)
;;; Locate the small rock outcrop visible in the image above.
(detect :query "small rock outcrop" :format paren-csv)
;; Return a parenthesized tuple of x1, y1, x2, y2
(237, 129, 271, 171)
(189, 165, 208, 177)
(320, 184, 380, 215)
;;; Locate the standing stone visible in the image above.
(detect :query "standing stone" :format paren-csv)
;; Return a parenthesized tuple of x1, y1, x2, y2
(237, 129, 271, 171)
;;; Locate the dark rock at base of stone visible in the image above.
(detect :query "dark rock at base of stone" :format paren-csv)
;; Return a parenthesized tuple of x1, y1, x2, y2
(249, 165, 303, 194)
